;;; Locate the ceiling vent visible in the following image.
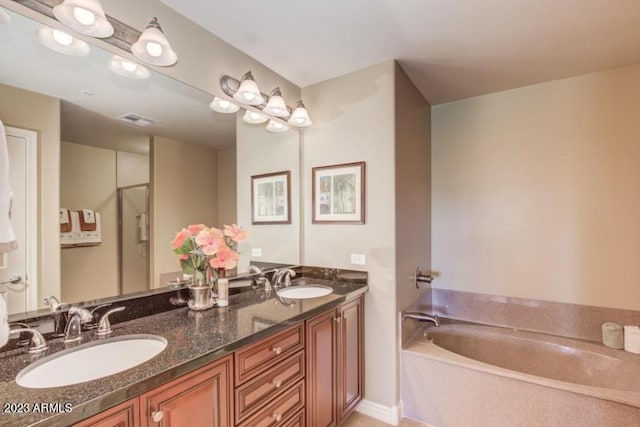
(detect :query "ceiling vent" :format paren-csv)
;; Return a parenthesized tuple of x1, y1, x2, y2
(116, 113, 158, 127)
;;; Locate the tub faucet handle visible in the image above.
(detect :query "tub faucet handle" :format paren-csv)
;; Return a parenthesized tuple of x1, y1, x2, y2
(402, 311, 439, 327)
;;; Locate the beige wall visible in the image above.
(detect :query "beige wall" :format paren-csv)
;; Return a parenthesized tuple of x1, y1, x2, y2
(217, 147, 237, 226)
(394, 63, 432, 313)
(151, 136, 218, 286)
(117, 151, 150, 187)
(302, 61, 398, 407)
(60, 142, 118, 303)
(0, 83, 60, 306)
(236, 118, 300, 270)
(432, 63, 640, 310)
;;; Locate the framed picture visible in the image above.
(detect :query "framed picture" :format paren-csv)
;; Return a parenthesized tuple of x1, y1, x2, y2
(312, 161, 365, 224)
(251, 171, 291, 224)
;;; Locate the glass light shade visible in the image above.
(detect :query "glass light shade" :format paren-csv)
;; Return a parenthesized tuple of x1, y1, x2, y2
(266, 120, 290, 133)
(288, 101, 312, 127)
(0, 7, 11, 25)
(242, 110, 268, 124)
(36, 26, 90, 56)
(131, 18, 178, 67)
(233, 72, 264, 105)
(264, 88, 290, 118)
(109, 55, 150, 79)
(52, 0, 113, 38)
(209, 97, 240, 114)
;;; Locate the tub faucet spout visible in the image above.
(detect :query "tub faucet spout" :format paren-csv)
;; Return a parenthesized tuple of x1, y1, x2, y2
(403, 311, 439, 327)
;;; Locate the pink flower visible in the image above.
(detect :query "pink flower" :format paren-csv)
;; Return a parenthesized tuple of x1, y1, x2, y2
(209, 245, 240, 270)
(179, 254, 189, 260)
(187, 224, 206, 235)
(223, 224, 248, 243)
(196, 228, 225, 256)
(171, 229, 190, 250)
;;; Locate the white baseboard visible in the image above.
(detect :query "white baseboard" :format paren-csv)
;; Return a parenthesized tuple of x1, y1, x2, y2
(356, 399, 401, 425)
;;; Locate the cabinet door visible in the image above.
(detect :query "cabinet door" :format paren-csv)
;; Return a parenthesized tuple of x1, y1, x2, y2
(337, 296, 364, 423)
(140, 356, 233, 427)
(306, 309, 338, 427)
(74, 398, 140, 427)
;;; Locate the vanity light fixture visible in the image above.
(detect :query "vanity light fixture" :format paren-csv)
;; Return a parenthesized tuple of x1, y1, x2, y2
(233, 72, 265, 105)
(36, 26, 90, 56)
(131, 17, 178, 67)
(109, 55, 150, 79)
(288, 101, 312, 127)
(242, 110, 269, 125)
(0, 7, 11, 25)
(264, 87, 290, 118)
(266, 120, 290, 133)
(209, 97, 240, 114)
(52, 0, 114, 38)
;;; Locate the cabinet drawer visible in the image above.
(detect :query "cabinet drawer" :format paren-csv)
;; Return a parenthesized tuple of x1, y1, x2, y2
(238, 380, 305, 427)
(74, 399, 139, 427)
(235, 351, 305, 423)
(235, 323, 304, 384)
(281, 409, 305, 427)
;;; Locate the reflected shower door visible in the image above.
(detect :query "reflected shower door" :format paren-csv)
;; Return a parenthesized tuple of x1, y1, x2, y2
(118, 184, 149, 295)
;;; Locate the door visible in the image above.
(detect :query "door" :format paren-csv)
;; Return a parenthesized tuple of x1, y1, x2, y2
(337, 296, 364, 423)
(0, 126, 37, 314)
(118, 185, 150, 295)
(306, 309, 338, 427)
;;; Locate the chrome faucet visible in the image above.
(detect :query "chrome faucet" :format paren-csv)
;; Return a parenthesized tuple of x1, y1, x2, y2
(10, 324, 48, 354)
(64, 312, 85, 343)
(272, 268, 296, 288)
(402, 311, 440, 327)
(97, 307, 125, 336)
(43, 295, 69, 337)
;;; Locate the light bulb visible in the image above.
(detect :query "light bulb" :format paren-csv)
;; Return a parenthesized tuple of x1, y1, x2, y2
(73, 6, 95, 26)
(250, 112, 260, 120)
(219, 100, 230, 109)
(145, 41, 163, 57)
(52, 29, 74, 46)
(243, 92, 256, 101)
(121, 61, 138, 72)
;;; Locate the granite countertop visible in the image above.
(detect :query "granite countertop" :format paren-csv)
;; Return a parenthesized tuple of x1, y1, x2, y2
(0, 278, 367, 427)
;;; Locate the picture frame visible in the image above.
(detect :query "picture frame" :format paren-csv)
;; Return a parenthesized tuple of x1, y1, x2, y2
(251, 171, 291, 224)
(312, 161, 365, 224)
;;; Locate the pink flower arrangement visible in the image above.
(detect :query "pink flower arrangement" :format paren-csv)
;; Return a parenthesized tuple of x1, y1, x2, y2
(171, 223, 247, 284)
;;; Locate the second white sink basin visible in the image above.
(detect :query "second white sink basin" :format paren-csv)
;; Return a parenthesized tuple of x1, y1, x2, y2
(277, 285, 333, 300)
(16, 334, 167, 389)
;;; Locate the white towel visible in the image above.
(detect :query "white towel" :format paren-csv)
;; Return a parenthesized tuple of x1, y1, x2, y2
(0, 119, 17, 254)
(81, 209, 96, 224)
(0, 293, 8, 347)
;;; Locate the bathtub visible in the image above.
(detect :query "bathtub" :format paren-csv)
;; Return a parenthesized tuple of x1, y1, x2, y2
(401, 322, 640, 427)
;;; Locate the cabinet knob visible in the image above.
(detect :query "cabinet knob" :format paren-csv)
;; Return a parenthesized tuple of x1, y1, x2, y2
(273, 378, 282, 388)
(151, 411, 164, 423)
(335, 316, 341, 323)
(271, 346, 282, 355)
(273, 413, 282, 422)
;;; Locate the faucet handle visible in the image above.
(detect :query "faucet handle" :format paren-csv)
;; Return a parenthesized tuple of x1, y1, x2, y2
(8, 324, 47, 354)
(96, 307, 125, 336)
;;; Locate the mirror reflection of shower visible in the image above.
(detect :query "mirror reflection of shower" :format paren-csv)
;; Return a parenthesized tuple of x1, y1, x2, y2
(118, 184, 150, 295)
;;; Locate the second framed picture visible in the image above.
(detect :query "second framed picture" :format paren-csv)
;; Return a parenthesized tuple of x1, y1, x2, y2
(251, 171, 291, 224)
(312, 161, 365, 224)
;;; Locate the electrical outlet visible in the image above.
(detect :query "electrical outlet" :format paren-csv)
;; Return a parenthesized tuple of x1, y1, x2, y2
(350, 253, 366, 266)
(251, 248, 262, 257)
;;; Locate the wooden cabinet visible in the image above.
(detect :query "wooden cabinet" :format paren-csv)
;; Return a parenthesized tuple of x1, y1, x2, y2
(306, 296, 364, 427)
(75, 295, 364, 427)
(140, 356, 233, 427)
(74, 399, 140, 427)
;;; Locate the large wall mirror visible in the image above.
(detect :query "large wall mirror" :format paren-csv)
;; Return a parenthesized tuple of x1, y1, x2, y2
(0, 7, 301, 316)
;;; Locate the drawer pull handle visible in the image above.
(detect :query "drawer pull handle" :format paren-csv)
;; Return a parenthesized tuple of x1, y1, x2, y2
(273, 413, 282, 422)
(273, 379, 282, 388)
(272, 346, 282, 355)
(151, 411, 164, 423)
(335, 317, 341, 323)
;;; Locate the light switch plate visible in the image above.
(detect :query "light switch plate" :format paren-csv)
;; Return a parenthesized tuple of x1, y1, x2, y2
(252, 248, 263, 257)
(350, 253, 366, 266)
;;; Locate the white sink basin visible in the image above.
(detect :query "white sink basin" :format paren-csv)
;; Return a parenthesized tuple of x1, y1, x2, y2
(277, 285, 333, 300)
(16, 334, 167, 389)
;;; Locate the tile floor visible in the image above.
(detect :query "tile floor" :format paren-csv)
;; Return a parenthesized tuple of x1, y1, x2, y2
(342, 412, 429, 427)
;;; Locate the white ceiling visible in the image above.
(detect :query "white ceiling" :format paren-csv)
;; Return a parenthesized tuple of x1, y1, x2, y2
(161, 0, 640, 105)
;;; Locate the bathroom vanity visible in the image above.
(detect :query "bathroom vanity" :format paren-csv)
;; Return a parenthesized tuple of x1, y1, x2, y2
(0, 271, 366, 427)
